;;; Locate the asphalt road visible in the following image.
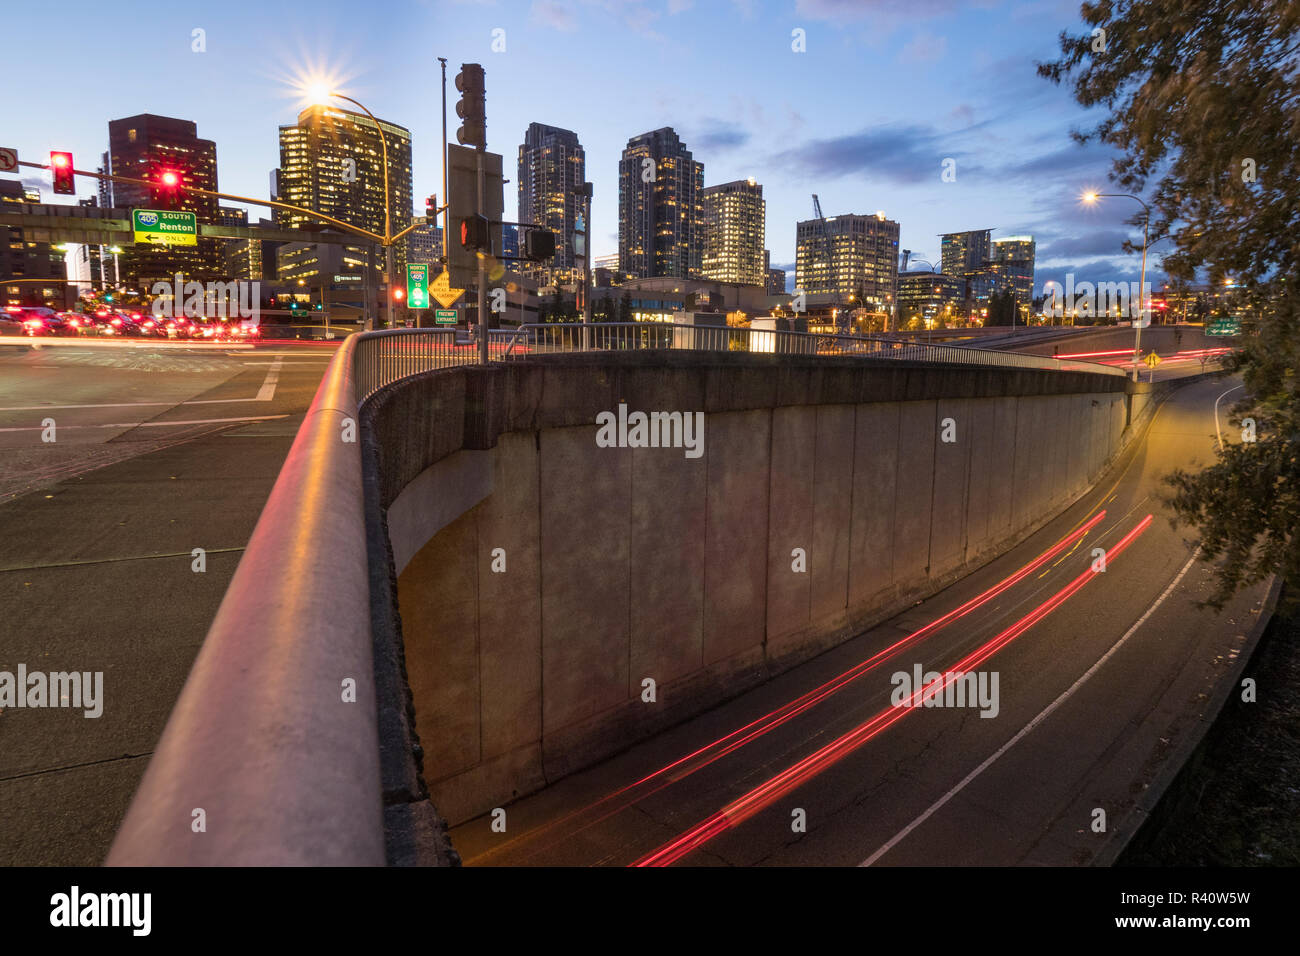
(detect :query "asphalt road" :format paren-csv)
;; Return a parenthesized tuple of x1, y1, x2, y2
(0, 338, 334, 865)
(450, 374, 1269, 867)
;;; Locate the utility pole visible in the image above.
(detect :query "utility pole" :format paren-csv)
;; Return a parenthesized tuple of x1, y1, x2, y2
(583, 184, 592, 326)
(439, 57, 448, 271)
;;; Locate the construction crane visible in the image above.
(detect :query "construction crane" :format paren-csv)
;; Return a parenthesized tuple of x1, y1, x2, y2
(811, 194, 824, 221)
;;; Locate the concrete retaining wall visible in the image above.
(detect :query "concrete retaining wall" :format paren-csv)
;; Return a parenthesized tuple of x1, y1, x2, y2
(367, 353, 1139, 825)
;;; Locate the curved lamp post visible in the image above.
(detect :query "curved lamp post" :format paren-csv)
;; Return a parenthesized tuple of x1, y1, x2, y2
(1083, 191, 1151, 382)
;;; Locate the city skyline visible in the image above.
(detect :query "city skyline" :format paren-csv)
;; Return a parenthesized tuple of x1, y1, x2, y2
(9, 0, 1169, 293)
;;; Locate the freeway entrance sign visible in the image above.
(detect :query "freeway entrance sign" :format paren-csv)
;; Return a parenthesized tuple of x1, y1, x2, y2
(406, 263, 430, 309)
(132, 209, 197, 246)
(1206, 317, 1241, 336)
(429, 269, 466, 308)
(435, 309, 457, 324)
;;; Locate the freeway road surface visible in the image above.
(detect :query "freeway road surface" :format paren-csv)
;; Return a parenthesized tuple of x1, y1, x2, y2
(0, 339, 334, 865)
(451, 374, 1269, 866)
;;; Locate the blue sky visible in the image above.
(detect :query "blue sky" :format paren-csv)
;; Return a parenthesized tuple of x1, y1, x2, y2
(9, 0, 1169, 292)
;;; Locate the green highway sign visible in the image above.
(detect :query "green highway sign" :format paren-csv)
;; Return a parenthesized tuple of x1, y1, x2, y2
(1206, 317, 1241, 336)
(131, 209, 197, 246)
(406, 263, 430, 310)
(435, 309, 458, 324)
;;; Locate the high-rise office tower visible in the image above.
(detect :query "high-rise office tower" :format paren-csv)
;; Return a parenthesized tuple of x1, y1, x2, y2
(618, 127, 703, 279)
(518, 123, 585, 277)
(701, 178, 765, 286)
(795, 212, 900, 305)
(277, 105, 413, 264)
(102, 113, 223, 286)
(939, 229, 992, 275)
(991, 235, 1036, 306)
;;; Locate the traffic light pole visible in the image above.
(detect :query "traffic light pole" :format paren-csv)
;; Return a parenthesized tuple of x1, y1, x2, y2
(477, 148, 488, 365)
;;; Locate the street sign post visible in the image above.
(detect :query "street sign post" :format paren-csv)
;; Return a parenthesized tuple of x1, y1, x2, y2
(429, 269, 466, 309)
(131, 209, 197, 247)
(1143, 351, 1161, 382)
(1206, 317, 1241, 336)
(435, 309, 458, 324)
(406, 263, 430, 309)
(0, 148, 17, 173)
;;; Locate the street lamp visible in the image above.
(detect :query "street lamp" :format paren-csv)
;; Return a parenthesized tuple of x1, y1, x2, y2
(315, 89, 398, 330)
(1082, 191, 1151, 381)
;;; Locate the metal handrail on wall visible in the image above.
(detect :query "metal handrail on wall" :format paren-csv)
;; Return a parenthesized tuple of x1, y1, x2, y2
(484, 322, 1128, 376)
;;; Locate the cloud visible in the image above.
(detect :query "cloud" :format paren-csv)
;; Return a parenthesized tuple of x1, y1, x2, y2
(530, 0, 578, 30)
(668, 0, 693, 12)
(1001, 140, 1116, 178)
(691, 118, 751, 153)
(898, 31, 948, 65)
(771, 123, 976, 185)
(795, 0, 964, 24)
(1036, 231, 1133, 260)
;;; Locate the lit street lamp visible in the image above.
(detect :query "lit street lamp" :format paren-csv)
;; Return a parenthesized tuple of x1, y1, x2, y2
(1082, 191, 1152, 382)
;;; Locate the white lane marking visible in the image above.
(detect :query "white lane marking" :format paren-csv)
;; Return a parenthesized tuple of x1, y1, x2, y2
(0, 414, 288, 432)
(0, 334, 253, 351)
(0, 354, 312, 411)
(0, 401, 174, 411)
(859, 547, 1202, 867)
(1214, 384, 1244, 451)
(255, 356, 283, 402)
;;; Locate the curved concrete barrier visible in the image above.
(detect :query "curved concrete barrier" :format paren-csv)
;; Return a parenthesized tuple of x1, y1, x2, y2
(104, 327, 1141, 865)
(108, 334, 384, 866)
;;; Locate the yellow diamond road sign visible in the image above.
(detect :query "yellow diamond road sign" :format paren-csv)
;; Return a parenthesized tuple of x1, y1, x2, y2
(1144, 352, 1161, 369)
(429, 270, 465, 309)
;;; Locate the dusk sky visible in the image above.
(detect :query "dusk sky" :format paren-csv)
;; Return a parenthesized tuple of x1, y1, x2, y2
(13, 0, 1170, 292)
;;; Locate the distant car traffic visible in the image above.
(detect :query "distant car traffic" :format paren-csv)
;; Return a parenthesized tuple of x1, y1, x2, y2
(7, 306, 77, 336)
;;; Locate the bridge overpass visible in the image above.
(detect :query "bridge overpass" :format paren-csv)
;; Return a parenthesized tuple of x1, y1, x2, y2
(103, 323, 1264, 866)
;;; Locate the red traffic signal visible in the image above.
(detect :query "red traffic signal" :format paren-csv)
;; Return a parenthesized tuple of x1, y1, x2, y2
(151, 168, 183, 209)
(460, 214, 489, 250)
(50, 151, 75, 194)
(392, 287, 405, 301)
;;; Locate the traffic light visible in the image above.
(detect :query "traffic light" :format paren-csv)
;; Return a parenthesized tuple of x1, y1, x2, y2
(460, 214, 489, 250)
(524, 228, 556, 261)
(454, 64, 486, 149)
(425, 194, 437, 219)
(150, 169, 183, 210)
(49, 151, 75, 195)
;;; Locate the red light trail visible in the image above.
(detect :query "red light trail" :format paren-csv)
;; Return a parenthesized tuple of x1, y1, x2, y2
(631, 514, 1154, 867)
(469, 511, 1107, 864)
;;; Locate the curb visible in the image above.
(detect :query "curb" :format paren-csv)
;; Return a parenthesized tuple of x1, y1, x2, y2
(1091, 573, 1283, 867)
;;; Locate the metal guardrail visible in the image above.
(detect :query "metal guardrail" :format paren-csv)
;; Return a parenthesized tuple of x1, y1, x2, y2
(354, 326, 460, 402)
(484, 322, 1129, 376)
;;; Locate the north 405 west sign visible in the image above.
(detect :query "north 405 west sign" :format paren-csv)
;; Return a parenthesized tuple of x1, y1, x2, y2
(132, 209, 197, 247)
